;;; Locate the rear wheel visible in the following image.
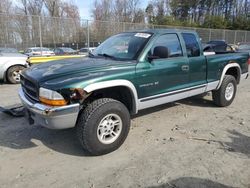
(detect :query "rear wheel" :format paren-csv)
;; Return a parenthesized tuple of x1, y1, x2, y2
(76, 98, 130, 156)
(7, 65, 25, 84)
(212, 75, 237, 107)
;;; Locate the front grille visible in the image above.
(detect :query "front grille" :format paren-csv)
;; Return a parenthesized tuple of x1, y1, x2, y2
(20, 75, 39, 101)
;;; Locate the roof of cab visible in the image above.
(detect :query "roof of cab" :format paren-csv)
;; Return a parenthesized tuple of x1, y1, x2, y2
(127, 29, 196, 35)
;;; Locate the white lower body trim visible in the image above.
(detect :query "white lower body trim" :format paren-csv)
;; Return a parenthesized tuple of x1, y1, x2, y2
(138, 84, 207, 110)
(205, 81, 219, 91)
(83, 79, 139, 114)
(138, 80, 222, 111)
(216, 63, 241, 89)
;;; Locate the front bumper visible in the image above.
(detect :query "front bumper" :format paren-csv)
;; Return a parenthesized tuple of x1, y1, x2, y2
(18, 88, 80, 129)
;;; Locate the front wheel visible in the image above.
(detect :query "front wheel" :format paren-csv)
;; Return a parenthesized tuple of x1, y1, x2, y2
(7, 65, 25, 84)
(212, 75, 237, 107)
(76, 98, 130, 156)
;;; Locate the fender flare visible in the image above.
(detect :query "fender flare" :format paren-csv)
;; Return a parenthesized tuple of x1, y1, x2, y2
(216, 63, 241, 90)
(84, 79, 139, 114)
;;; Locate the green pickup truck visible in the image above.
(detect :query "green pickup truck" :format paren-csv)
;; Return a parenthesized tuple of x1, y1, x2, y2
(19, 29, 249, 155)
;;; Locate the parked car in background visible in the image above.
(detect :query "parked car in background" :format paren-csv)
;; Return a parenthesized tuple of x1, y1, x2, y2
(78, 47, 96, 56)
(27, 54, 86, 65)
(0, 48, 19, 53)
(204, 40, 234, 54)
(206, 40, 227, 51)
(236, 43, 250, 55)
(228, 44, 238, 51)
(24, 47, 55, 57)
(54, 47, 77, 55)
(0, 48, 28, 84)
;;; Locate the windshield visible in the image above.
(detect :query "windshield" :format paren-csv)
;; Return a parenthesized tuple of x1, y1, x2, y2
(92, 32, 152, 60)
(238, 44, 250, 50)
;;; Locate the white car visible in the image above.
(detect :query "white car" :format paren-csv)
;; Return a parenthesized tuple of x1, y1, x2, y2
(24, 47, 55, 57)
(0, 48, 28, 84)
(78, 47, 96, 56)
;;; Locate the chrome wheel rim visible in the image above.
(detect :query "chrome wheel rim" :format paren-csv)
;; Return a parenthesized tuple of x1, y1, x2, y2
(225, 83, 234, 101)
(97, 114, 122, 144)
(12, 70, 22, 82)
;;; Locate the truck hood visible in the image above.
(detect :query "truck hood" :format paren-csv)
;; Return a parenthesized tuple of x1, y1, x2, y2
(22, 57, 136, 88)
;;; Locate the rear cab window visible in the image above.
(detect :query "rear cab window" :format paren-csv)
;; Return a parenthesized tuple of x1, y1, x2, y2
(182, 33, 201, 57)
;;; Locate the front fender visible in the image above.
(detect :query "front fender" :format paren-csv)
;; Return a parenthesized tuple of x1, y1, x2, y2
(84, 79, 139, 114)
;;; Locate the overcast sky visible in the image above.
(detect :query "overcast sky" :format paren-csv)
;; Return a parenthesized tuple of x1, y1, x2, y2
(75, 0, 148, 20)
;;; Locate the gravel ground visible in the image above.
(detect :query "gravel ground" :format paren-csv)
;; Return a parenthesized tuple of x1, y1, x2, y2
(0, 79, 250, 188)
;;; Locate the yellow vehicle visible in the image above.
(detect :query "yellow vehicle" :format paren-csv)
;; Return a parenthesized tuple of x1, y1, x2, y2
(27, 55, 87, 64)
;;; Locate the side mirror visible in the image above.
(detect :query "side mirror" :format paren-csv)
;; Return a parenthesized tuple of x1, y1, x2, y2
(147, 46, 169, 62)
(148, 55, 159, 62)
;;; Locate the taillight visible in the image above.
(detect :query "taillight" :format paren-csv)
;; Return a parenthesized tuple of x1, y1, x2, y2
(248, 58, 250, 65)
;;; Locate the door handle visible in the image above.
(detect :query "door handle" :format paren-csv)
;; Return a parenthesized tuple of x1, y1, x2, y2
(181, 65, 189, 71)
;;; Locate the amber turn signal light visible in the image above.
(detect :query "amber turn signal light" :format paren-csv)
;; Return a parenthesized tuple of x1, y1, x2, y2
(39, 97, 68, 106)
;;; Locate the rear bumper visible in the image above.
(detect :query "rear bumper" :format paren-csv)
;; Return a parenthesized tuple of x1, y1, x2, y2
(18, 88, 80, 129)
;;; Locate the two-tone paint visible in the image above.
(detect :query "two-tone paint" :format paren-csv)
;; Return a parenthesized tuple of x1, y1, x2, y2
(20, 29, 249, 129)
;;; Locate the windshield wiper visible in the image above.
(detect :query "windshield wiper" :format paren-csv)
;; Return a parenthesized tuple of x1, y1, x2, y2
(97, 53, 117, 59)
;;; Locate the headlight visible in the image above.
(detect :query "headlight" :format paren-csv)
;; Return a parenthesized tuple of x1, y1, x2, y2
(39, 87, 67, 106)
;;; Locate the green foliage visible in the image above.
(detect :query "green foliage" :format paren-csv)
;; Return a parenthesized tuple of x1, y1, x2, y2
(229, 16, 250, 30)
(170, 0, 192, 21)
(203, 16, 228, 29)
(145, 0, 250, 30)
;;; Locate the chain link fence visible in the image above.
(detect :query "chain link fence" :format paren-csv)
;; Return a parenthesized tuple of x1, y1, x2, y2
(1, 13, 250, 50)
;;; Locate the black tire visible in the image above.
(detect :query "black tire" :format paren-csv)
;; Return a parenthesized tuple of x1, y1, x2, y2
(76, 98, 130, 156)
(212, 75, 237, 107)
(7, 65, 25, 84)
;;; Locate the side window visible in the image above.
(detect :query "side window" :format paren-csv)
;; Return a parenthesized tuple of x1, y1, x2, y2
(182, 33, 200, 57)
(150, 34, 183, 59)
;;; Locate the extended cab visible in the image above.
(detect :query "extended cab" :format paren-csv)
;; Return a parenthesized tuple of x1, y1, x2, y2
(19, 29, 249, 155)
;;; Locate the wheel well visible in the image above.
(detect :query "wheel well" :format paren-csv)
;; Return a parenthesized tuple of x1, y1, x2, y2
(83, 86, 136, 115)
(225, 67, 240, 84)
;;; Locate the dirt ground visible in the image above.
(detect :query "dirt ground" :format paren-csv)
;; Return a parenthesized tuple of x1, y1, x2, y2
(0, 79, 250, 188)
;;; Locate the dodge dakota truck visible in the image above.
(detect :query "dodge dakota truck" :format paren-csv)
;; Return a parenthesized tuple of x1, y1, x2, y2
(19, 29, 249, 155)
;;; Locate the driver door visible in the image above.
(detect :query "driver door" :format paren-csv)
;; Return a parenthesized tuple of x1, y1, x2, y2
(135, 33, 189, 99)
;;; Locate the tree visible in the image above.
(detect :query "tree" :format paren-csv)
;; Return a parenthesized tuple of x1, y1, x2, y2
(27, 0, 43, 15)
(145, 3, 154, 24)
(43, 0, 62, 17)
(92, 0, 144, 22)
(143, 0, 250, 30)
(203, 15, 228, 29)
(92, 0, 145, 42)
(0, 0, 13, 47)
